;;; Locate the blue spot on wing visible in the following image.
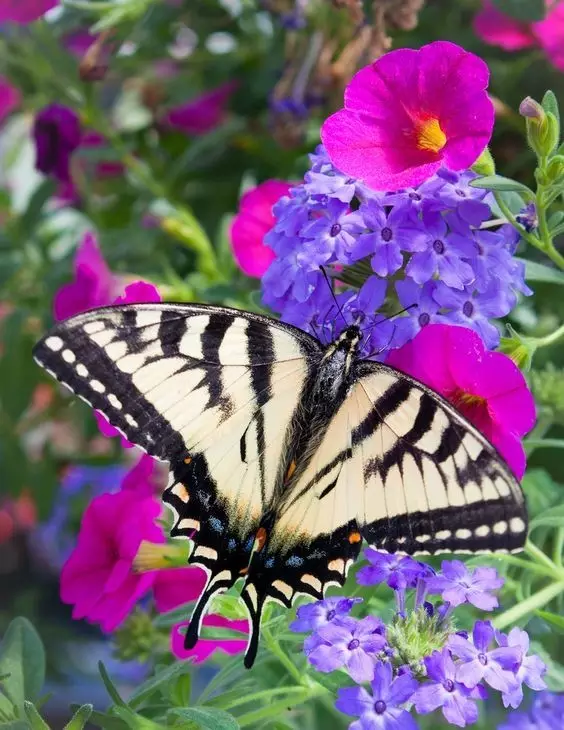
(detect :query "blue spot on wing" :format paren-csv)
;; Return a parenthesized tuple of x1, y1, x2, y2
(209, 517, 224, 533)
(285, 555, 304, 567)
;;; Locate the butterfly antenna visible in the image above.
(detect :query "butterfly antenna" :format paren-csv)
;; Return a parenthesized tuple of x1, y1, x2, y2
(361, 302, 417, 338)
(363, 324, 398, 360)
(319, 266, 347, 328)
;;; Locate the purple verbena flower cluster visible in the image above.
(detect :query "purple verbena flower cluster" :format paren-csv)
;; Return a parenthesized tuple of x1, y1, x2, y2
(499, 691, 564, 730)
(291, 550, 547, 728)
(261, 145, 531, 354)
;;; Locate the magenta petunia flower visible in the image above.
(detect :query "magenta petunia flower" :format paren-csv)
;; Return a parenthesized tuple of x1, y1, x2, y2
(121, 454, 161, 496)
(33, 104, 82, 183)
(474, 1, 564, 71)
(387, 324, 536, 478)
(230, 180, 293, 277)
(0, 76, 21, 124)
(473, 2, 537, 51)
(154, 567, 248, 663)
(153, 566, 207, 613)
(163, 81, 238, 136)
(321, 41, 494, 192)
(172, 616, 248, 664)
(60, 490, 164, 632)
(53, 233, 114, 321)
(0, 0, 58, 23)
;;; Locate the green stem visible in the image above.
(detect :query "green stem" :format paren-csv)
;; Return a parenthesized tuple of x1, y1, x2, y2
(533, 322, 564, 348)
(262, 627, 304, 684)
(493, 580, 564, 630)
(494, 191, 564, 270)
(525, 540, 563, 577)
(525, 438, 564, 454)
(491, 554, 558, 580)
(554, 528, 564, 567)
(237, 685, 326, 728)
(220, 686, 309, 711)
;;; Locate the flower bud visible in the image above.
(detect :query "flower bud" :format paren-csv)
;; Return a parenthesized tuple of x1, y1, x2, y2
(499, 325, 536, 371)
(471, 146, 495, 176)
(524, 103, 560, 159)
(519, 96, 545, 120)
(546, 155, 564, 184)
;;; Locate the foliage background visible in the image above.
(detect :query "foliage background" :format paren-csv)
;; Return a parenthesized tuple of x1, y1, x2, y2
(2, 0, 564, 728)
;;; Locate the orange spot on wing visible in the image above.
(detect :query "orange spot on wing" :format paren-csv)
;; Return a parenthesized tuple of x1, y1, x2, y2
(348, 531, 362, 544)
(285, 460, 297, 482)
(255, 527, 268, 552)
(184, 456, 192, 464)
(239, 567, 249, 576)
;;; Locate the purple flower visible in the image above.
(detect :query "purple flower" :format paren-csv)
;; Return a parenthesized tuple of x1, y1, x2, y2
(405, 210, 475, 290)
(290, 596, 362, 633)
(414, 649, 485, 727)
(425, 560, 504, 611)
(33, 104, 81, 183)
(432, 282, 508, 349)
(448, 620, 522, 693)
(260, 144, 531, 352)
(301, 199, 365, 263)
(498, 692, 564, 730)
(495, 628, 547, 709)
(350, 202, 426, 276)
(357, 549, 426, 591)
(306, 616, 386, 683)
(516, 202, 538, 233)
(335, 661, 418, 730)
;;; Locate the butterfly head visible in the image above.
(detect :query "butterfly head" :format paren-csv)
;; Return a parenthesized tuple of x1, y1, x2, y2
(336, 325, 363, 351)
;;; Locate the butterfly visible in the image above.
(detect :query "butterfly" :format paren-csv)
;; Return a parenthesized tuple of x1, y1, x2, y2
(33, 302, 527, 667)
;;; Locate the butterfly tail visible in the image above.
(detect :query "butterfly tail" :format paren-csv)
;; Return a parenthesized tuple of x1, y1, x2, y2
(240, 582, 267, 669)
(184, 570, 235, 650)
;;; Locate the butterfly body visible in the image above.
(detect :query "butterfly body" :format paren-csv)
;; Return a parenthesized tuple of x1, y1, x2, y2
(33, 303, 528, 668)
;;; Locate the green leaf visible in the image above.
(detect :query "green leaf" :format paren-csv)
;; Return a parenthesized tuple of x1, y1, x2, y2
(168, 708, 240, 730)
(517, 258, 564, 285)
(98, 663, 127, 708)
(536, 609, 564, 633)
(23, 701, 50, 730)
(127, 663, 192, 709)
(491, 0, 545, 21)
(0, 618, 45, 711)
(542, 90, 561, 143)
(469, 175, 534, 195)
(0, 723, 29, 730)
(530, 504, 564, 531)
(523, 468, 564, 517)
(168, 675, 191, 708)
(63, 705, 93, 730)
(70, 708, 127, 730)
(18, 180, 57, 237)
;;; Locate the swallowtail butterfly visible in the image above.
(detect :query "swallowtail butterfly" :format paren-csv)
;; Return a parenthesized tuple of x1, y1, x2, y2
(33, 303, 527, 667)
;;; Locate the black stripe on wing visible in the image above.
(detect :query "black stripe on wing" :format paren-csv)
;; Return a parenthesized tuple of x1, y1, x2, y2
(353, 362, 528, 556)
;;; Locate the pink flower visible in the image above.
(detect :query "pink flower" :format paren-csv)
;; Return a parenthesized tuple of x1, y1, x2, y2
(535, 3, 564, 71)
(54, 232, 161, 446)
(153, 567, 248, 663)
(172, 616, 248, 664)
(474, 1, 564, 71)
(60, 490, 164, 632)
(473, 2, 537, 51)
(387, 324, 536, 479)
(121, 454, 160, 496)
(163, 81, 238, 136)
(0, 0, 58, 23)
(230, 180, 293, 277)
(0, 76, 21, 124)
(53, 233, 114, 321)
(321, 41, 494, 192)
(53, 232, 161, 320)
(153, 567, 207, 613)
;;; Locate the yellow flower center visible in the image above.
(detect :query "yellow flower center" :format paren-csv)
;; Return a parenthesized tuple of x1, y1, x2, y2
(133, 540, 189, 572)
(415, 118, 447, 153)
(452, 389, 487, 412)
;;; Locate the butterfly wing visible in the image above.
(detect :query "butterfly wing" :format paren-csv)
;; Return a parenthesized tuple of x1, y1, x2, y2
(240, 359, 526, 665)
(33, 303, 322, 644)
